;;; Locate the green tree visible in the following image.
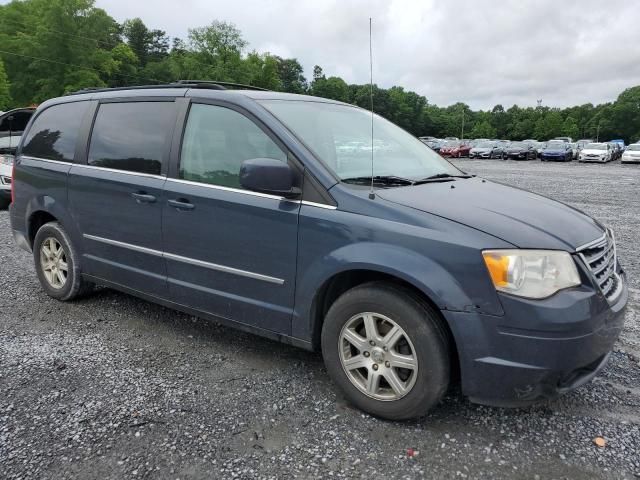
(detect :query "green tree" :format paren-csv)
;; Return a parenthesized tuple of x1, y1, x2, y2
(188, 20, 247, 81)
(561, 115, 580, 140)
(275, 57, 307, 93)
(469, 120, 496, 139)
(312, 76, 349, 102)
(0, 58, 11, 110)
(122, 18, 149, 66)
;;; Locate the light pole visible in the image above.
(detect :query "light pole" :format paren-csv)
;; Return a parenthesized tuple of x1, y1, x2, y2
(460, 107, 465, 140)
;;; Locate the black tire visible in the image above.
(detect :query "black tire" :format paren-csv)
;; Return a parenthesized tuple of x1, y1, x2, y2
(33, 221, 94, 301)
(0, 197, 9, 210)
(321, 282, 450, 420)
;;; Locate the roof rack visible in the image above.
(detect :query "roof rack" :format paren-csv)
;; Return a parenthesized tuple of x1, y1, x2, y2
(69, 80, 268, 96)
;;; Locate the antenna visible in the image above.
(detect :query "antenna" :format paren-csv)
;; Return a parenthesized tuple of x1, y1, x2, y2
(368, 17, 375, 200)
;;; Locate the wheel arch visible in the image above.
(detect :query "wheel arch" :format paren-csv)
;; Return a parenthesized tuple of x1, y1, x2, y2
(24, 196, 80, 250)
(307, 268, 461, 382)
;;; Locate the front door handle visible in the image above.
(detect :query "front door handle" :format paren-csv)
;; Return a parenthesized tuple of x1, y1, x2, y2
(131, 192, 157, 204)
(168, 198, 195, 211)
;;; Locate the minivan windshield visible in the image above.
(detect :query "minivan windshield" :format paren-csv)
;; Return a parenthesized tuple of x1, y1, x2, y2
(260, 100, 462, 181)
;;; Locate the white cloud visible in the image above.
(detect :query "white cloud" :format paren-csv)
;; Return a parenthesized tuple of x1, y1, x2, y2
(95, 0, 639, 109)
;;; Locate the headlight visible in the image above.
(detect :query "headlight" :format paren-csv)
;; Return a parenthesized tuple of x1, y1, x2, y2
(482, 250, 580, 299)
(0, 154, 14, 166)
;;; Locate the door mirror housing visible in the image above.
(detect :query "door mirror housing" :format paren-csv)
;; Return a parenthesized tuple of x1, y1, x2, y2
(240, 158, 301, 199)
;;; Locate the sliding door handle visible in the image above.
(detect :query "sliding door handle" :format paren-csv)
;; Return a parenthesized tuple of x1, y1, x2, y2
(131, 192, 157, 204)
(168, 198, 195, 210)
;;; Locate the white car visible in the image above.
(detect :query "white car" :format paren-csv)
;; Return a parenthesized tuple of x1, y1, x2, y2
(0, 136, 21, 207)
(621, 144, 640, 164)
(578, 142, 612, 163)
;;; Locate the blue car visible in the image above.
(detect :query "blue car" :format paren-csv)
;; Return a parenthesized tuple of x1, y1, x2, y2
(540, 140, 573, 161)
(9, 82, 628, 420)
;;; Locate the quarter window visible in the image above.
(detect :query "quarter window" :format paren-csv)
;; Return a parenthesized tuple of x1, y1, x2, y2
(180, 104, 286, 189)
(22, 102, 87, 162)
(88, 102, 175, 175)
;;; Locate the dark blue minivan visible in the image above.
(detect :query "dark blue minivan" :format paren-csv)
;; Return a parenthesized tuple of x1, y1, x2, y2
(9, 82, 628, 420)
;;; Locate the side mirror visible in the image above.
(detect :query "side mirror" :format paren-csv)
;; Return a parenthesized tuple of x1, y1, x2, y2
(239, 158, 301, 199)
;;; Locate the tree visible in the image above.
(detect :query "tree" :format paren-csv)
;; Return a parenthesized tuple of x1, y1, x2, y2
(312, 76, 349, 102)
(188, 21, 247, 81)
(0, 58, 11, 110)
(469, 120, 496, 139)
(275, 57, 307, 93)
(122, 18, 149, 67)
(561, 115, 580, 140)
(312, 65, 325, 82)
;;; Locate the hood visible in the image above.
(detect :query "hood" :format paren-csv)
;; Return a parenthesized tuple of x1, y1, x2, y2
(507, 147, 525, 153)
(582, 149, 607, 155)
(377, 177, 604, 250)
(543, 147, 567, 153)
(471, 147, 491, 153)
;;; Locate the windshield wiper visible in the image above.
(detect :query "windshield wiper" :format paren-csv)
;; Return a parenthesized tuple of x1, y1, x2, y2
(414, 173, 473, 184)
(342, 175, 416, 186)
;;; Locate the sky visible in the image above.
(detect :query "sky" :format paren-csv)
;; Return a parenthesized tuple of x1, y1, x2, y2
(93, 0, 640, 110)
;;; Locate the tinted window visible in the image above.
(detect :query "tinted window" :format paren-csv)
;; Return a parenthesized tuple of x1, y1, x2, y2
(0, 110, 33, 134)
(88, 102, 175, 175)
(22, 103, 87, 162)
(180, 104, 286, 189)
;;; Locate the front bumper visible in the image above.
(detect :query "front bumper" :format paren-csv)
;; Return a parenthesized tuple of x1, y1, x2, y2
(443, 271, 628, 407)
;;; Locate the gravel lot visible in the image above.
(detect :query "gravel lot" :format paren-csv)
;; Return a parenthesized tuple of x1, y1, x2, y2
(1, 158, 639, 479)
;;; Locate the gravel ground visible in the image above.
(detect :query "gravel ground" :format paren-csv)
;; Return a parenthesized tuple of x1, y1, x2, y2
(1, 158, 639, 479)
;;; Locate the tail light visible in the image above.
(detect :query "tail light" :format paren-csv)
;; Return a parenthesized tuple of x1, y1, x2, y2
(11, 162, 15, 204)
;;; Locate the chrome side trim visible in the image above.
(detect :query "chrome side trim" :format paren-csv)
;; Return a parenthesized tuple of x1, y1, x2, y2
(83, 234, 284, 285)
(165, 177, 294, 202)
(73, 163, 167, 180)
(84, 234, 163, 257)
(301, 200, 337, 210)
(163, 251, 284, 285)
(21, 156, 72, 165)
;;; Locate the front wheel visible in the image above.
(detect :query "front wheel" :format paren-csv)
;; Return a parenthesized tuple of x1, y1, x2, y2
(33, 221, 94, 301)
(321, 282, 450, 420)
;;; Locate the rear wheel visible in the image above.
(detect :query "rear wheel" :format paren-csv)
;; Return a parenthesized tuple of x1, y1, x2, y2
(321, 282, 450, 420)
(33, 222, 93, 301)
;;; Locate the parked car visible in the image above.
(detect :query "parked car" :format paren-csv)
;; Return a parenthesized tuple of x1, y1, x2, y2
(439, 140, 467, 158)
(10, 83, 628, 420)
(540, 140, 573, 161)
(425, 139, 443, 153)
(418, 136, 437, 143)
(444, 136, 459, 141)
(504, 141, 537, 160)
(535, 141, 547, 158)
(568, 143, 579, 160)
(553, 137, 572, 143)
(576, 139, 593, 152)
(621, 144, 640, 164)
(0, 108, 36, 208)
(607, 142, 621, 160)
(578, 143, 612, 163)
(469, 141, 504, 159)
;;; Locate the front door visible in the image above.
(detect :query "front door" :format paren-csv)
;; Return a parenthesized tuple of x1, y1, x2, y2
(162, 102, 299, 334)
(69, 100, 177, 296)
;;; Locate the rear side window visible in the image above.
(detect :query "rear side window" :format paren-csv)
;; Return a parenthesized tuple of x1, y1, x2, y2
(22, 102, 87, 162)
(88, 102, 175, 175)
(179, 104, 286, 189)
(0, 110, 33, 134)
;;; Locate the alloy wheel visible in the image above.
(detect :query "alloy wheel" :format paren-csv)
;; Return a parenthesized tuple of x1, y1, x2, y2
(338, 312, 418, 401)
(40, 237, 68, 289)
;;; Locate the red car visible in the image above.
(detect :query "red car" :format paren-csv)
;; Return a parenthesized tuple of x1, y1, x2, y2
(439, 141, 471, 158)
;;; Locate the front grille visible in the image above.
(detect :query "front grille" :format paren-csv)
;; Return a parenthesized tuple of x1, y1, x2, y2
(577, 229, 621, 302)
